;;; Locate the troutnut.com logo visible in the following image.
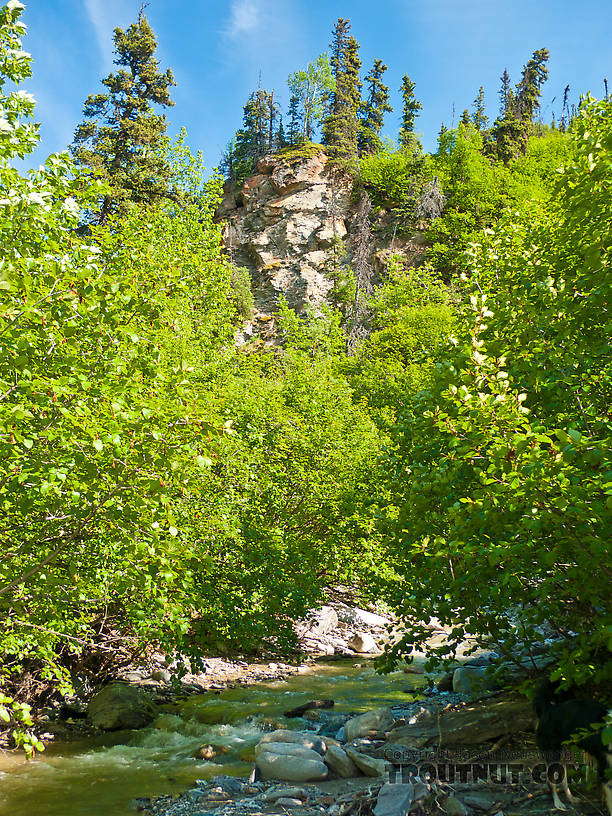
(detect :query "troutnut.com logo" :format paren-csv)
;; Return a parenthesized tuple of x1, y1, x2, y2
(384, 746, 586, 785)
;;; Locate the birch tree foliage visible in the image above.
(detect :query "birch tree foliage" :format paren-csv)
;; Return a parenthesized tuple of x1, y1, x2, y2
(287, 54, 335, 141)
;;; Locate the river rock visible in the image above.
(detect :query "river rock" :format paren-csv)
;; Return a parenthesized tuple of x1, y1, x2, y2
(436, 672, 454, 692)
(210, 775, 245, 793)
(352, 608, 392, 627)
(285, 699, 334, 718)
(347, 632, 379, 653)
(313, 606, 339, 634)
(255, 742, 324, 762)
(258, 729, 326, 754)
(444, 796, 470, 816)
(324, 744, 360, 778)
(388, 697, 536, 747)
(256, 750, 328, 781)
(151, 668, 171, 683)
(275, 798, 304, 807)
(194, 743, 229, 760)
(345, 707, 394, 741)
(374, 782, 429, 816)
(453, 666, 494, 695)
(261, 787, 307, 802)
(345, 747, 386, 777)
(87, 682, 155, 730)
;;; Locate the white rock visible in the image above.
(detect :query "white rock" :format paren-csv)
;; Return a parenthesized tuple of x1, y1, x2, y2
(352, 608, 392, 627)
(261, 787, 307, 802)
(257, 730, 326, 754)
(254, 742, 323, 762)
(347, 632, 379, 654)
(256, 751, 328, 782)
(313, 606, 339, 635)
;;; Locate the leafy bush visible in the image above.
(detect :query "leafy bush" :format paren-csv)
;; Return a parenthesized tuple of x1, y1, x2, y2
(230, 265, 255, 318)
(377, 97, 612, 686)
(359, 142, 431, 210)
(0, 3, 239, 718)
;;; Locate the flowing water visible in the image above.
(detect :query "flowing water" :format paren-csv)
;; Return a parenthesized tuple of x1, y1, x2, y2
(0, 661, 427, 816)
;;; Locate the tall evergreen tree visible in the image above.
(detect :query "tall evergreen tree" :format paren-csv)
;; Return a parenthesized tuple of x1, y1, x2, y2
(276, 116, 288, 150)
(459, 108, 470, 127)
(322, 19, 362, 160)
(287, 94, 304, 146)
(514, 47, 549, 123)
(222, 87, 278, 183)
(398, 74, 422, 147)
(498, 68, 511, 115)
(472, 86, 488, 130)
(491, 48, 550, 163)
(71, 9, 175, 223)
(358, 58, 392, 154)
(561, 84, 570, 131)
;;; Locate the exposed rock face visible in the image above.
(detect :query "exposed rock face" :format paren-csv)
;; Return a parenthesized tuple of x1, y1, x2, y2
(218, 151, 352, 318)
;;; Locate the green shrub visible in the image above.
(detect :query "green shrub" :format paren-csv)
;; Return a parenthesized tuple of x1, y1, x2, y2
(231, 265, 254, 318)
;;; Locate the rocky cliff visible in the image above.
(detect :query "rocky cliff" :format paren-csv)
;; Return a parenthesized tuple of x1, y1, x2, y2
(217, 148, 426, 344)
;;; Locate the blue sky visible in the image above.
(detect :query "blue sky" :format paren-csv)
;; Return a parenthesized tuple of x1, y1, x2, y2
(18, 0, 612, 171)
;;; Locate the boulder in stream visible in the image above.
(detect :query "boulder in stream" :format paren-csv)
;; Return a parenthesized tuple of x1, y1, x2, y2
(284, 699, 335, 718)
(87, 682, 156, 730)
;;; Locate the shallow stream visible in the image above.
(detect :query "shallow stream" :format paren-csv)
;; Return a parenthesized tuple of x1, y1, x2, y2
(0, 660, 427, 816)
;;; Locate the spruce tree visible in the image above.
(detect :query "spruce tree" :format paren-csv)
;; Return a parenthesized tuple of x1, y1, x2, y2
(72, 9, 175, 223)
(472, 86, 487, 130)
(499, 68, 511, 115)
(398, 74, 422, 147)
(358, 59, 392, 154)
(287, 94, 304, 146)
(459, 108, 470, 127)
(491, 48, 550, 163)
(276, 116, 287, 150)
(514, 47, 549, 123)
(561, 84, 570, 131)
(322, 18, 362, 161)
(221, 88, 273, 184)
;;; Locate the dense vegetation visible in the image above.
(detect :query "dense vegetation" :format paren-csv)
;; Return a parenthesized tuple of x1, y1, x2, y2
(0, 1, 610, 752)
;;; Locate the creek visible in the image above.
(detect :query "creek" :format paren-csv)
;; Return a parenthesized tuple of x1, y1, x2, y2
(0, 660, 427, 816)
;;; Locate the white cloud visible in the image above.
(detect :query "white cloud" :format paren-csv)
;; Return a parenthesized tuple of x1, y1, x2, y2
(83, 0, 114, 68)
(225, 0, 262, 39)
(83, 0, 138, 70)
